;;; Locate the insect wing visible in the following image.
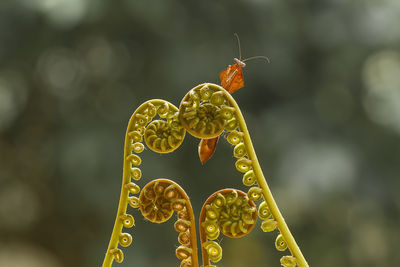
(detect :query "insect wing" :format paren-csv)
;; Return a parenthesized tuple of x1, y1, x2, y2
(198, 137, 220, 164)
(219, 64, 244, 94)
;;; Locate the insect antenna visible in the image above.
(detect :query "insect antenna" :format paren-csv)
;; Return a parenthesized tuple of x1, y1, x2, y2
(242, 55, 270, 64)
(233, 33, 270, 64)
(234, 33, 242, 60)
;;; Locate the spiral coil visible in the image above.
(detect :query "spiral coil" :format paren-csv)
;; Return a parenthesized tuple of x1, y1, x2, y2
(139, 179, 198, 267)
(199, 189, 257, 265)
(179, 84, 237, 139)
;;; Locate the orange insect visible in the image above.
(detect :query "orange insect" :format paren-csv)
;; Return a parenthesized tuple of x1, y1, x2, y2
(198, 34, 269, 164)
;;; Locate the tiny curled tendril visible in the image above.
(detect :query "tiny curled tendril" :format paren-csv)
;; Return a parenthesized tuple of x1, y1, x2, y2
(258, 201, 271, 220)
(275, 233, 288, 251)
(119, 233, 133, 247)
(281, 255, 298, 267)
(110, 248, 123, 263)
(202, 241, 222, 263)
(119, 214, 135, 228)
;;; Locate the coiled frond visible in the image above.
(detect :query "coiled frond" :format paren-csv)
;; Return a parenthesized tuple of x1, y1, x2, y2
(179, 84, 237, 139)
(199, 189, 257, 266)
(139, 179, 198, 267)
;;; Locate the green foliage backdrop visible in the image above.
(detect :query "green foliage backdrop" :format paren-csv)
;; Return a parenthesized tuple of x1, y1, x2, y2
(0, 0, 399, 266)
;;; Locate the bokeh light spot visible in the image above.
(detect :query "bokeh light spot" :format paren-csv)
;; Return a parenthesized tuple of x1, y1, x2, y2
(0, 242, 62, 267)
(37, 48, 86, 100)
(350, 221, 388, 265)
(362, 50, 400, 134)
(0, 182, 40, 231)
(278, 141, 357, 206)
(19, 0, 89, 28)
(0, 72, 28, 132)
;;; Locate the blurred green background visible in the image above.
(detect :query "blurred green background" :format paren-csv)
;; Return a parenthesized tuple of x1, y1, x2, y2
(1, 0, 399, 266)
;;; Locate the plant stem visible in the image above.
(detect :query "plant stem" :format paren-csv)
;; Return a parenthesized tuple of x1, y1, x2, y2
(102, 123, 132, 267)
(232, 99, 309, 267)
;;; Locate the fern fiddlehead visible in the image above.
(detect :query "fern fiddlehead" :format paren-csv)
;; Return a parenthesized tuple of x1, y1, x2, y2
(103, 83, 308, 267)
